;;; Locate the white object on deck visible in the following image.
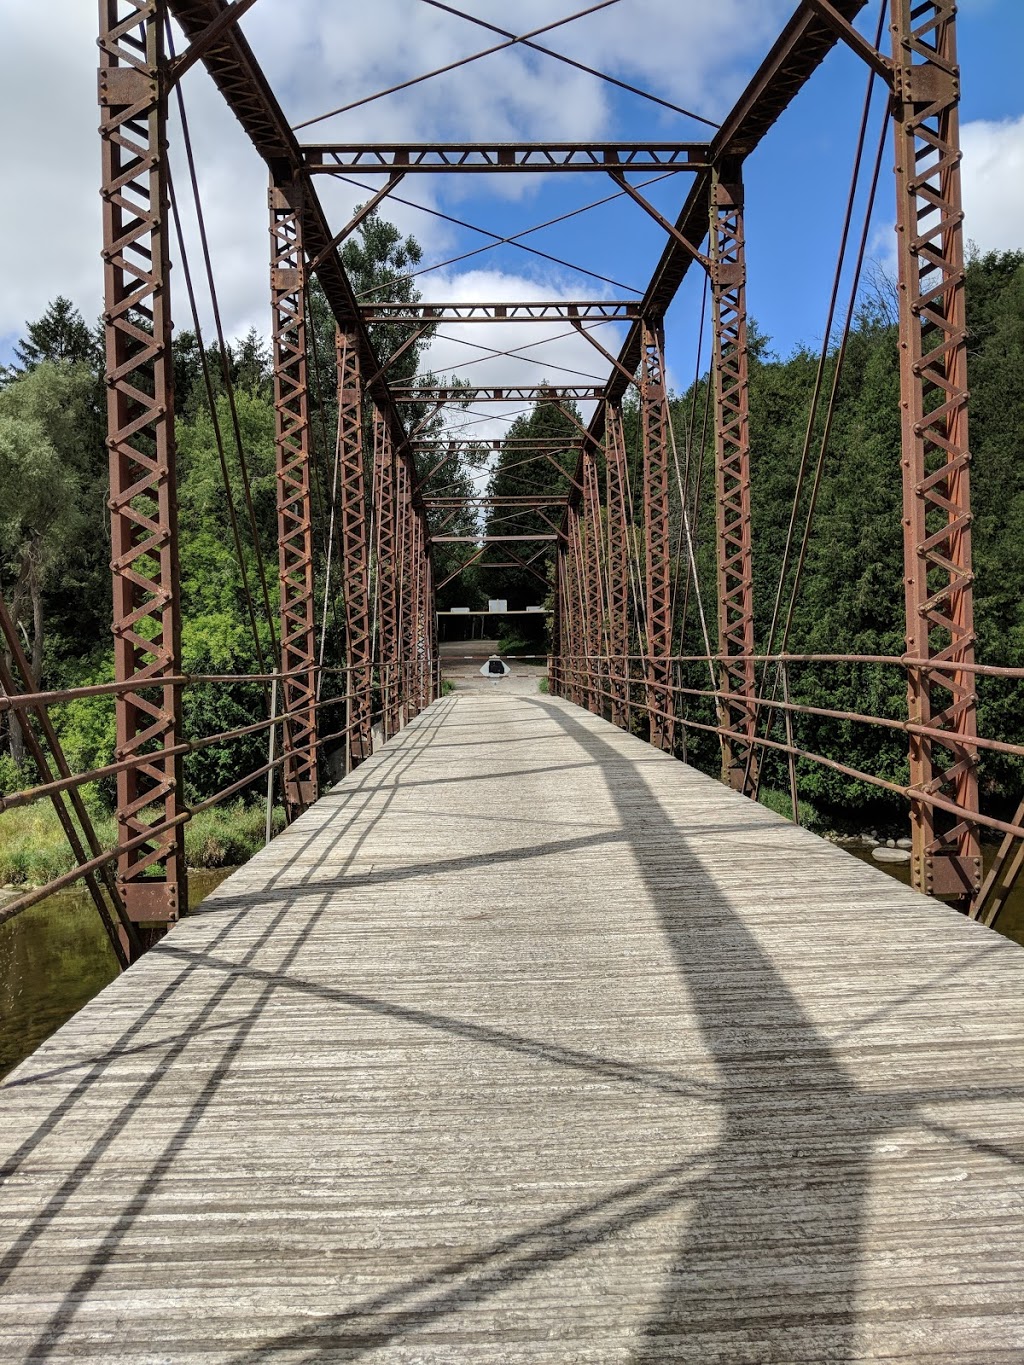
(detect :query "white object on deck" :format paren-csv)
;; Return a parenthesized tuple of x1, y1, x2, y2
(480, 654, 510, 678)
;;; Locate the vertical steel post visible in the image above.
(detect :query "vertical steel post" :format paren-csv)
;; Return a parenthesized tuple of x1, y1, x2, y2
(711, 159, 757, 792)
(100, 0, 186, 932)
(891, 0, 981, 907)
(565, 503, 585, 705)
(550, 544, 567, 698)
(335, 327, 373, 766)
(398, 460, 419, 722)
(640, 319, 674, 752)
(425, 550, 439, 703)
(373, 407, 401, 738)
(582, 447, 605, 715)
(605, 402, 630, 729)
(411, 511, 427, 712)
(270, 176, 319, 816)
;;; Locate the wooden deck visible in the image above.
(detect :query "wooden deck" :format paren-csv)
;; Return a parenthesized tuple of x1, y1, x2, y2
(2, 685, 1024, 1361)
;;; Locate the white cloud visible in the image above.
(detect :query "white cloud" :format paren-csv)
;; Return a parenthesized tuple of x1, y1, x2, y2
(961, 114, 1024, 255)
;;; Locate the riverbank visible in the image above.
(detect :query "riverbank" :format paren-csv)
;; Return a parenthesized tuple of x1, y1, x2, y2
(0, 867, 235, 1079)
(0, 799, 283, 892)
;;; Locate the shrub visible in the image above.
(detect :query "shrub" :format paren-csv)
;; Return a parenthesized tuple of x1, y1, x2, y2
(758, 786, 825, 832)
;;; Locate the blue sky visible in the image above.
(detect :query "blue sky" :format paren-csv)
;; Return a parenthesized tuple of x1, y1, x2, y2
(1, 0, 1021, 421)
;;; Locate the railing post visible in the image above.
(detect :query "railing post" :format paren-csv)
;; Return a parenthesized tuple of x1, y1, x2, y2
(336, 327, 374, 767)
(781, 661, 800, 826)
(270, 175, 319, 817)
(711, 158, 757, 792)
(605, 402, 630, 730)
(891, 0, 981, 908)
(640, 318, 674, 752)
(101, 0, 186, 936)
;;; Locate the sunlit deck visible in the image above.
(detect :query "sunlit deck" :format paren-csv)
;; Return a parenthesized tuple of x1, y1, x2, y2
(2, 686, 1024, 1361)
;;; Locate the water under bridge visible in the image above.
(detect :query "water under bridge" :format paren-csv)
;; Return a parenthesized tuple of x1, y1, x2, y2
(2, 0, 1024, 1358)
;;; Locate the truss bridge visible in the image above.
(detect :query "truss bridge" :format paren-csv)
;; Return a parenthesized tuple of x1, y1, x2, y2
(1, 1, 1023, 1358)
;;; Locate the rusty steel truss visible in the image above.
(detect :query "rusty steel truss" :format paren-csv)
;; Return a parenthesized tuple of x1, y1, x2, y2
(270, 177, 319, 815)
(5, 0, 983, 970)
(100, 0, 187, 931)
(711, 161, 757, 792)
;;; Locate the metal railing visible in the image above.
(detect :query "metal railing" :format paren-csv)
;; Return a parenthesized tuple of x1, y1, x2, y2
(0, 659, 440, 942)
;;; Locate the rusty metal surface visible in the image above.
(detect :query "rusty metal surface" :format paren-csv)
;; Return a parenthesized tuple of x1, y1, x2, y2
(582, 449, 606, 715)
(711, 163, 758, 793)
(302, 142, 709, 173)
(336, 329, 374, 767)
(100, 0, 186, 927)
(640, 321, 674, 753)
(270, 178, 319, 814)
(360, 301, 641, 323)
(373, 407, 402, 740)
(891, 0, 981, 909)
(604, 403, 631, 729)
(392, 385, 605, 404)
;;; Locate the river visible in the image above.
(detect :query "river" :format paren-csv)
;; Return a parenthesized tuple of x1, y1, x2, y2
(846, 844, 1024, 949)
(0, 869, 232, 1081)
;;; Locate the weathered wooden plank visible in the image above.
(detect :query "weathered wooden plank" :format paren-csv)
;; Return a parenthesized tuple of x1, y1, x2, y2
(1, 687, 1023, 1361)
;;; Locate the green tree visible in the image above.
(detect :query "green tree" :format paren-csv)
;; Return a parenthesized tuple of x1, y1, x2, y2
(0, 414, 80, 760)
(3, 296, 100, 378)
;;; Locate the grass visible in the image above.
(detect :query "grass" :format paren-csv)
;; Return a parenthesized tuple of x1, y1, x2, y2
(758, 786, 824, 832)
(537, 677, 550, 694)
(0, 800, 283, 888)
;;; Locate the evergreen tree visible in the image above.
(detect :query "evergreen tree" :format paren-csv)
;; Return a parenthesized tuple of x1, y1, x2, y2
(7, 297, 100, 376)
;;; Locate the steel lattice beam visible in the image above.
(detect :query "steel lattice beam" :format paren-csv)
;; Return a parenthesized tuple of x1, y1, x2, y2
(604, 403, 630, 729)
(891, 0, 981, 907)
(565, 506, 586, 707)
(373, 406, 402, 740)
(582, 449, 606, 715)
(393, 385, 604, 404)
(302, 142, 709, 173)
(640, 321, 674, 753)
(711, 163, 758, 792)
(271, 179, 319, 815)
(100, 0, 186, 928)
(550, 547, 567, 698)
(336, 328, 373, 767)
(397, 458, 416, 722)
(360, 302, 641, 324)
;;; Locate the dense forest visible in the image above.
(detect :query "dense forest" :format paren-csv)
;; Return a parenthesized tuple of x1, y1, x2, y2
(1, 224, 1022, 836)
